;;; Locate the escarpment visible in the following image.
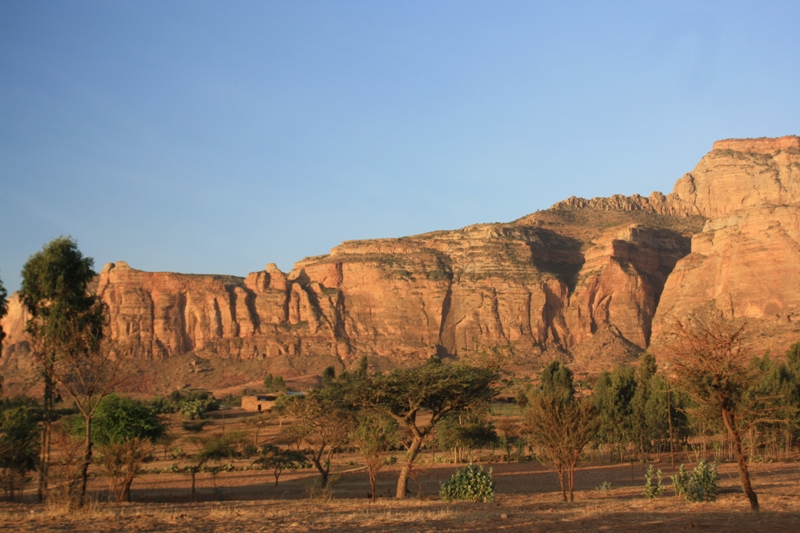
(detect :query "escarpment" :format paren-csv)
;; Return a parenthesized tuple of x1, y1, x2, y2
(3, 136, 799, 392)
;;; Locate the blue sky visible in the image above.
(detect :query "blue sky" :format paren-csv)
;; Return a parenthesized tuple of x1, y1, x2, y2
(1, 1, 798, 292)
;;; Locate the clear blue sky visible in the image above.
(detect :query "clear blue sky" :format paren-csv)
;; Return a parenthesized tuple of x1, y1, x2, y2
(1, 1, 798, 292)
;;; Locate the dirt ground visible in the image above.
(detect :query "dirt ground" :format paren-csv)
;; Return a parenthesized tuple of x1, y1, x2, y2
(2, 409, 799, 532)
(2, 459, 799, 532)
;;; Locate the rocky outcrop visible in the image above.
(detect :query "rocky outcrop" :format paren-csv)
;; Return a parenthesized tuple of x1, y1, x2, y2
(3, 136, 799, 391)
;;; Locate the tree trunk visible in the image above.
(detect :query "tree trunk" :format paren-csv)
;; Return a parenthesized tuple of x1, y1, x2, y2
(396, 435, 423, 498)
(191, 470, 197, 501)
(721, 408, 759, 511)
(38, 371, 53, 502)
(556, 465, 567, 502)
(311, 453, 330, 488)
(567, 462, 575, 502)
(122, 477, 133, 502)
(78, 415, 93, 508)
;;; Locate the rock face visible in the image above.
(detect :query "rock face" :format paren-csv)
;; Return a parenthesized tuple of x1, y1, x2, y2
(3, 136, 799, 390)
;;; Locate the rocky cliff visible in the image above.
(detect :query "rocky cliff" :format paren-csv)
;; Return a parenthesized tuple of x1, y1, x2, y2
(3, 136, 799, 392)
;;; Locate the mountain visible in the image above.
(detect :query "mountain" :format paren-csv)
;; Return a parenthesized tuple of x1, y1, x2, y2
(2, 136, 799, 394)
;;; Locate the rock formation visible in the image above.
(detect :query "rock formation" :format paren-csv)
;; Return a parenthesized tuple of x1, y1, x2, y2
(2, 136, 799, 392)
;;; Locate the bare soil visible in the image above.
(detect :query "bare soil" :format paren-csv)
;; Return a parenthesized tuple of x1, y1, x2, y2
(2, 409, 799, 532)
(2, 458, 799, 532)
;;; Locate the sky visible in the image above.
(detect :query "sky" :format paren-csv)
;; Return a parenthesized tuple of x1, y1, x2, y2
(1, 1, 798, 293)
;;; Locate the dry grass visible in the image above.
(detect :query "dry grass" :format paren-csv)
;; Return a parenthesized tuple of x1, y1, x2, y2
(2, 460, 800, 532)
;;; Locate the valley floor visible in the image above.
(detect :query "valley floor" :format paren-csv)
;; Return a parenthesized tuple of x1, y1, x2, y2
(2, 461, 799, 532)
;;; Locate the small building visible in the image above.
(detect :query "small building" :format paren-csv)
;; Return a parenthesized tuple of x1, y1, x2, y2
(241, 391, 305, 412)
(241, 395, 278, 412)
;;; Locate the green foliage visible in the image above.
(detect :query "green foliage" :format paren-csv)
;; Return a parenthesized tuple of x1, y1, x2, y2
(321, 366, 336, 386)
(439, 464, 495, 502)
(253, 444, 309, 485)
(437, 411, 497, 463)
(91, 394, 165, 445)
(263, 373, 286, 393)
(595, 480, 612, 492)
(20, 236, 103, 350)
(180, 398, 212, 420)
(0, 405, 40, 474)
(540, 360, 574, 401)
(672, 460, 718, 502)
(593, 366, 637, 459)
(642, 464, 665, 499)
(150, 389, 219, 417)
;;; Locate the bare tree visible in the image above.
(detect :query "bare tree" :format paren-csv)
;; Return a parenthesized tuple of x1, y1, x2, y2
(668, 315, 793, 512)
(524, 392, 597, 502)
(47, 329, 128, 508)
(280, 392, 353, 488)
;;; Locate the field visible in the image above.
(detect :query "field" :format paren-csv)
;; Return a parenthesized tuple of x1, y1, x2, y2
(1, 409, 800, 532)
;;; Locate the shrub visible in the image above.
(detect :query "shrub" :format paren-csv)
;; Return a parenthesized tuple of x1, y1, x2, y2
(643, 464, 665, 499)
(439, 464, 495, 502)
(672, 460, 718, 502)
(595, 480, 612, 492)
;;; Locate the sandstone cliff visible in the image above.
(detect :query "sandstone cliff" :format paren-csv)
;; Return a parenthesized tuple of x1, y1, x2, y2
(2, 136, 799, 392)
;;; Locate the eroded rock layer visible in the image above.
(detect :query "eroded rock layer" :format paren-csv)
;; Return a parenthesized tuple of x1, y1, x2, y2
(3, 136, 799, 390)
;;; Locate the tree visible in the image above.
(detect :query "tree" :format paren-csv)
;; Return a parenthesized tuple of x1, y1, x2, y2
(263, 373, 286, 393)
(184, 432, 244, 501)
(0, 405, 40, 500)
(0, 275, 6, 394)
(252, 444, 309, 486)
(436, 410, 497, 464)
(279, 390, 354, 488)
(355, 357, 497, 498)
(593, 366, 636, 461)
(90, 394, 165, 501)
(523, 361, 597, 502)
(668, 316, 794, 512)
(20, 236, 109, 507)
(0, 275, 7, 356)
(349, 413, 398, 502)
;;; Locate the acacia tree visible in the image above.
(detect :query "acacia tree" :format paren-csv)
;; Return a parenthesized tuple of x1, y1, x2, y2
(253, 444, 309, 486)
(668, 316, 793, 512)
(279, 390, 354, 488)
(523, 361, 597, 502)
(356, 357, 497, 498)
(20, 237, 118, 508)
(349, 413, 398, 502)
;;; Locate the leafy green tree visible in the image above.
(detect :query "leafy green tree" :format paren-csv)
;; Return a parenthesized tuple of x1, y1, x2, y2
(354, 357, 497, 498)
(436, 410, 497, 464)
(524, 363, 597, 502)
(263, 373, 286, 392)
(89, 394, 165, 501)
(0, 405, 40, 500)
(593, 366, 637, 461)
(321, 366, 336, 387)
(21, 236, 112, 507)
(253, 444, 309, 486)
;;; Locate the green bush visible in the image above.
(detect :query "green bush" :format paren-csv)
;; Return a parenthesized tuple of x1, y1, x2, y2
(671, 460, 718, 502)
(439, 464, 495, 502)
(642, 464, 665, 499)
